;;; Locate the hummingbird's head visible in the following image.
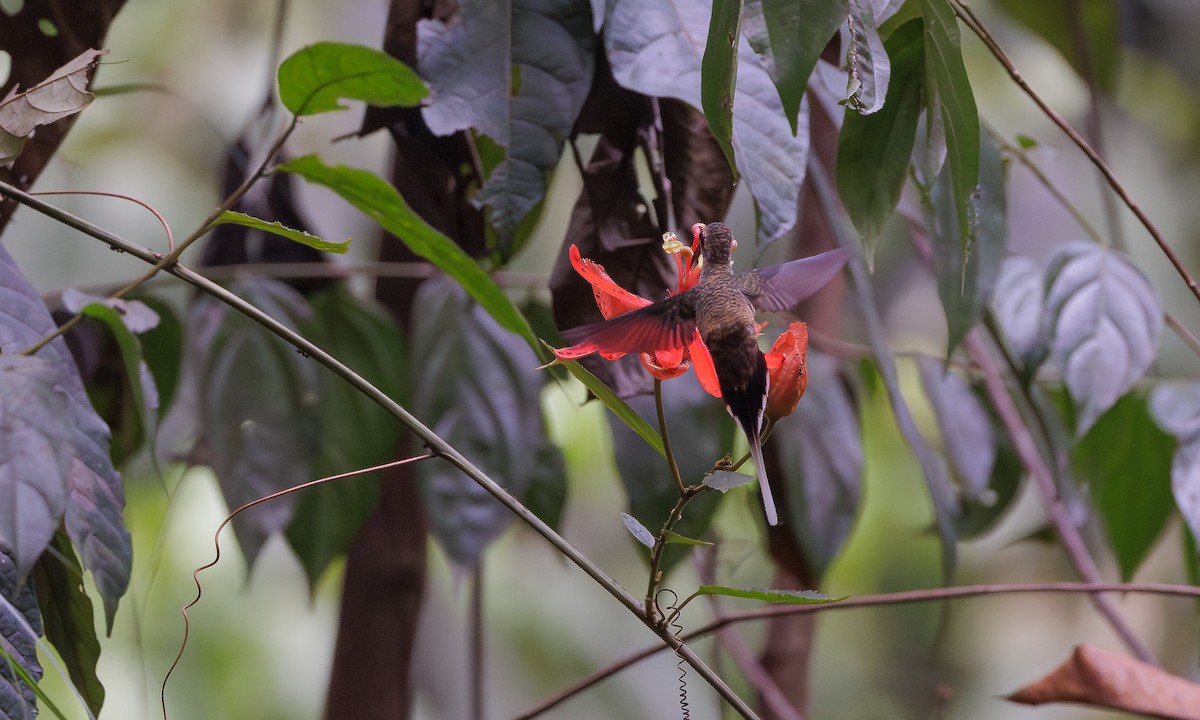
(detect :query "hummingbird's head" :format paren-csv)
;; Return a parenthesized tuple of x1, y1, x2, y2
(695, 222, 737, 267)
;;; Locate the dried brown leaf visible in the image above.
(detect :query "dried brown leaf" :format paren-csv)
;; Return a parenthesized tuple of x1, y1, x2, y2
(1009, 645, 1200, 720)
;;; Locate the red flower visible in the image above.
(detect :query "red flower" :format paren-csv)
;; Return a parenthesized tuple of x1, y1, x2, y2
(764, 322, 809, 420)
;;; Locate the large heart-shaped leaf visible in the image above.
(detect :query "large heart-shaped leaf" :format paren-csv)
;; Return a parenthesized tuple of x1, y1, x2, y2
(418, 0, 594, 244)
(1042, 241, 1162, 434)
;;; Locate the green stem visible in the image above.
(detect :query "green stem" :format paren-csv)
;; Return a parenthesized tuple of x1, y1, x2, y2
(0, 183, 762, 720)
(655, 379, 687, 497)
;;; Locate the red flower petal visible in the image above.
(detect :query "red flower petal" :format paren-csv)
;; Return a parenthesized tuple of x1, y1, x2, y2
(688, 334, 723, 399)
(640, 352, 690, 380)
(765, 322, 809, 420)
(569, 244, 650, 319)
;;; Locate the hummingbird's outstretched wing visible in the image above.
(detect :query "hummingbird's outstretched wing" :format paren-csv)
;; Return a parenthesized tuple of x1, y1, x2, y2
(559, 293, 697, 355)
(737, 245, 854, 313)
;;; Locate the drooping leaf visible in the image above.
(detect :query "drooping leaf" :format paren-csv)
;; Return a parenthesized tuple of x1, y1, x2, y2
(992, 255, 1047, 373)
(410, 280, 563, 566)
(62, 289, 161, 462)
(1148, 382, 1200, 544)
(134, 296, 184, 421)
(190, 280, 321, 566)
(696, 585, 843, 604)
(286, 289, 405, 589)
(844, 0, 890, 114)
(1042, 241, 1162, 434)
(211, 211, 351, 254)
(703, 469, 757, 492)
(32, 530, 103, 717)
(608, 379, 731, 573)
(561, 360, 665, 456)
(837, 18, 924, 253)
(992, 0, 1120, 93)
(746, 0, 846, 133)
(0, 356, 72, 583)
(418, 0, 594, 244)
(1009, 645, 1200, 716)
(277, 155, 537, 348)
(0, 548, 42, 720)
(0, 48, 104, 163)
(700, 0, 742, 169)
(1072, 392, 1173, 581)
(774, 351, 862, 574)
(277, 42, 428, 117)
(921, 0, 979, 256)
(917, 359, 996, 501)
(0, 245, 131, 630)
(605, 0, 808, 247)
(621, 513, 656, 549)
(929, 129, 1006, 355)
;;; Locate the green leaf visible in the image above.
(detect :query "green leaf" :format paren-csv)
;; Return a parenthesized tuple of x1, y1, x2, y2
(837, 18, 924, 254)
(621, 513, 655, 548)
(191, 280, 321, 566)
(1073, 393, 1174, 581)
(277, 155, 537, 348)
(921, 0, 979, 256)
(703, 469, 757, 492)
(696, 585, 844, 604)
(212, 211, 351, 254)
(134, 295, 184, 419)
(701, 0, 742, 170)
(277, 42, 428, 116)
(993, 0, 1119, 93)
(62, 290, 161, 462)
(751, 0, 847, 133)
(286, 289, 404, 588)
(563, 360, 664, 456)
(418, 0, 594, 244)
(929, 130, 1006, 355)
(664, 531, 714, 547)
(33, 530, 104, 717)
(845, 0, 890, 114)
(0, 356, 72, 582)
(1042, 242, 1162, 434)
(0, 49, 104, 163)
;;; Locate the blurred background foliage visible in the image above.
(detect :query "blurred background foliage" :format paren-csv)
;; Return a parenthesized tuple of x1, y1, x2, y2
(5, 0, 1200, 718)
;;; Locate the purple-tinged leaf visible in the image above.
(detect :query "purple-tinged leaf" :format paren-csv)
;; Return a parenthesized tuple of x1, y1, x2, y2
(1042, 242, 1162, 434)
(992, 255, 1047, 372)
(703, 469, 757, 493)
(621, 513, 655, 548)
(0, 546, 42, 719)
(1149, 382, 1200, 544)
(917, 357, 995, 500)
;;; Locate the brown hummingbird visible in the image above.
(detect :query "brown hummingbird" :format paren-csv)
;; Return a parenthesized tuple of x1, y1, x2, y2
(560, 222, 852, 525)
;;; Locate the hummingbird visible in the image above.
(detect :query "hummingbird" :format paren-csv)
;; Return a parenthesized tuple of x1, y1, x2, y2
(560, 222, 852, 525)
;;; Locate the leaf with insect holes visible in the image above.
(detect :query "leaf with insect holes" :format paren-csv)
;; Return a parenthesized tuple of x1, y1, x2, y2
(622, 513, 655, 548)
(212, 211, 350, 254)
(844, 0, 890, 114)
(0, 245, 131, 630)
(277, 42, 428, 116)
(0, 49, 104, 163)
(1042, 241, 1162, 434)
(697, 585, 844, 604)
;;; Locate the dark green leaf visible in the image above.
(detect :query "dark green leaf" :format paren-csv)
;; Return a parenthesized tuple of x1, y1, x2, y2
(1042, 242, 1162, 434)
(410, 280, 562, 566)
(605, 0, 808, 247)
(277, 42, 428, 116)
(418, 0, 594, 244)
(622, 513, 655, 548)
(930, 129, 1006, 355)
(701, 0, 742, 169)
(191, 280, 321, 566)
(33, 530, 103, 716)
(1073, 393, 1174, 580)
(0, 245, 131, 630)
(62, 290, 161, 463)
(0, 547, 42, 720)
(845, 0, 890, 114)
(993, 0, 1119, 93)
(837, 18, 924, 253)
(277, 155, 537, 348)
(916, 357, 995, 499)
(921, 0, 979, 256)
(212, 211, 350, 254)
(703, 469, 757, 492)
(696, 585, 844, 603)
(750, 0, 846, 133)
(664, 531, 714, 546)
(134, 295, 184, 419)
(775, 351, 862, 575)
(0, 356, 71, 582)
(286, 289, 404, 588)
(562, 360, 664, 456)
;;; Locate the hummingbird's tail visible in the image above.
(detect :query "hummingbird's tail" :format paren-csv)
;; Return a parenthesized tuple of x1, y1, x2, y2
(747, 427, 778, 526)
(719, 349, 779, 525)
